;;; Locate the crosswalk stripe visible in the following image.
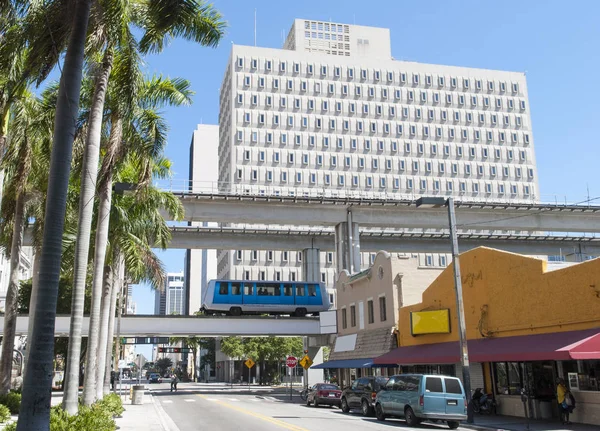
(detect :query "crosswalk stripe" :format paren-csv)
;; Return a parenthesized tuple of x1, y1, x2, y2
(162, 400, 173, 404)
(228, 398, 239, 402)
(184, 399, 196, 402)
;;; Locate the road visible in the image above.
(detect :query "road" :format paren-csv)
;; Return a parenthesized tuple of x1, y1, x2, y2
(148, 383, 472, 431)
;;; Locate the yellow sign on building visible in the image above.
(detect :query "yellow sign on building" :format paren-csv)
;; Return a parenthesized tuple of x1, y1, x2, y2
(410, 309, 451, 335)
(244, 358, 255, 369)
(299, 355, 313, 369)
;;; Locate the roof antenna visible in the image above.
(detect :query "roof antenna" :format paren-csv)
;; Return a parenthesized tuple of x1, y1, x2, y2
(587, 183, 591, 207)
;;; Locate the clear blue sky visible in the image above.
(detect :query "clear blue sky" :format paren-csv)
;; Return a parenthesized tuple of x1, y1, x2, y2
(131, 0, 600, 333)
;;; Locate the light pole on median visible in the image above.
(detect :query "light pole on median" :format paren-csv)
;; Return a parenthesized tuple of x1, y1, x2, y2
(416, 196, 473, 424)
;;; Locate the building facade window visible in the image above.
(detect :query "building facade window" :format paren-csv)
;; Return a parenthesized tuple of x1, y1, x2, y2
(379, 296, 387, 322)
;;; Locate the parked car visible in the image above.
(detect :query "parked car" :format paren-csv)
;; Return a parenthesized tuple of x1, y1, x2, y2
(375, 374, 467, 429)
(148, 373, 162, 384)
(341, 376, 389, 416)
(306, 383, 342, 407)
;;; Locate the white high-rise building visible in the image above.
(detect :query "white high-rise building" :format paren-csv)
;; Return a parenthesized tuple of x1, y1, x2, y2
(212, 19, 539, 287)
(185, 125, 220, 315)
(165, 272, 185, 315)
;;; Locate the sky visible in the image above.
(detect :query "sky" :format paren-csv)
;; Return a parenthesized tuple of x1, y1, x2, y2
(130, 0, 600, 353)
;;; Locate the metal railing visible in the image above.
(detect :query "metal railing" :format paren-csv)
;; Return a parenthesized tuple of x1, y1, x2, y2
(154, 179, 594, 207)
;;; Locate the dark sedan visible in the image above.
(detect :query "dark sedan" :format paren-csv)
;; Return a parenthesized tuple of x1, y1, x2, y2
(306, 383, 342, 407)
(148, 373, 162, 383)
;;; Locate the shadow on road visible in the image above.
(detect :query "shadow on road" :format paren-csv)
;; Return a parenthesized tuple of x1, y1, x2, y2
(326, 409, 460, 429)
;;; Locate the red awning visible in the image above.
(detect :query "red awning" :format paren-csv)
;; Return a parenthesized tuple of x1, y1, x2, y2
(558, 332, 600, 360)
(374, 328, 600, 365)
(374, 341, 461, 365)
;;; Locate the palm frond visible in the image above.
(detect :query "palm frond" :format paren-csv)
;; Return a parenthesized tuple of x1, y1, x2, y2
(140, 75, 193, 110)
(137, 0, 226, 54)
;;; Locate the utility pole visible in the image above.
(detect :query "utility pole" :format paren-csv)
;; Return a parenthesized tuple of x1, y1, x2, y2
(447, 197, 473, 424)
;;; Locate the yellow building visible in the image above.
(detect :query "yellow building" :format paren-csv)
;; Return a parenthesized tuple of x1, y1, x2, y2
(375, 247, 600, 425)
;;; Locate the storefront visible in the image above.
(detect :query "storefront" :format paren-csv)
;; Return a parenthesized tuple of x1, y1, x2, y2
(373, 247, 600, 426)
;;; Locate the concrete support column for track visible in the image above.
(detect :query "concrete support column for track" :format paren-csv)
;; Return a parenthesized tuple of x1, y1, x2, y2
(302, 248, 321, 282)
(335, 217, 361, 274)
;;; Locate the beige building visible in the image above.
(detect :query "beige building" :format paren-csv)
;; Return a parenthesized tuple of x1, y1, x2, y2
(316, 250, 448, 387)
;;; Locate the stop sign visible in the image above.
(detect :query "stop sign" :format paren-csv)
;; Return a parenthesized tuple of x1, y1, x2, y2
(286, 356, 297, 368)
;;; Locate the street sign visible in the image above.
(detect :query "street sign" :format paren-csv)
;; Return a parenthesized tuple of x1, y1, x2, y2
(118, 360, 127, 369)
(299, 355, 313, 369)
(286, 356, 297, 368)
(158, 347, 191, 353)
(244, 358, 255, 369)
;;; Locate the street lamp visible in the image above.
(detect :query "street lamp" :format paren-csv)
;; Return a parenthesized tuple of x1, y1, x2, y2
(415, 196, 473, 424)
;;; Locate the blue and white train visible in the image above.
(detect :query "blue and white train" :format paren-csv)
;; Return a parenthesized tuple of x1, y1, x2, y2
(201, 279, 330, 317)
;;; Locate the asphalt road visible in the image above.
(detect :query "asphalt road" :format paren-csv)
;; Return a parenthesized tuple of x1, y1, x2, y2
(149, 383, 472, 431)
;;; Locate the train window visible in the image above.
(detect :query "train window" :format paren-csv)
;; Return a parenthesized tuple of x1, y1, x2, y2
(283, 284, 293, 296)
(244, 284, 254, 296)
(231, 283, 242, 295)
(308, 284, 318, 297)
(257, 283, 280, 296)
(218, 284, 228, 295)
(296, 285, 305, 296)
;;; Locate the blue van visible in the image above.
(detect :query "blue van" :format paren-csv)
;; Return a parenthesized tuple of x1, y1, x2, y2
(374, 374, 467, 429)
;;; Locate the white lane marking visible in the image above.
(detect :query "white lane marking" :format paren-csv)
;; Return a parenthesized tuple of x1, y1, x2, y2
(162, 400, 173, 404)
(228, 398, 239, 402)
(184, 399, 196, 402)
(250, 399, 261, 402)
(205, 398, 219, 402)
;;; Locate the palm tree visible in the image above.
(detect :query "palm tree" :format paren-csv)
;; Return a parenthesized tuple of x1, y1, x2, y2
(16, 0, 93, 429)
(0, 0, 83, 211)
(67, 0, 225, 407)
(100, 158, 184, 395)
(89, 75, 191, 402)
(0, 90, 47, 394)
(61, 48, 114, 414)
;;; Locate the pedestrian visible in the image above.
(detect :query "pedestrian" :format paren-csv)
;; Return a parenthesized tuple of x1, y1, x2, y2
(110, 371, 115, 390)
(556, 378, 572, 425)
(170, 373, 179, 392)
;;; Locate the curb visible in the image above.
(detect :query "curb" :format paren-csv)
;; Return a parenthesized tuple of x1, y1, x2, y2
(462, 425, 513, 431)
(150, 392, 182, 431)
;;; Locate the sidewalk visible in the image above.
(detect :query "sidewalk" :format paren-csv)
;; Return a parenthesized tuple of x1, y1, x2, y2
(115, 390, 179, 431)
(463, 414, 598, 431)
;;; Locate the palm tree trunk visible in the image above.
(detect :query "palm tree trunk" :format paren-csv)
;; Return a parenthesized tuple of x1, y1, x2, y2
(23, 250, 41, 379)
(103, 250, 123, 395)
(82, 117, 121, 405)
(17, 1, 92, 427)
(63, 47, 113, 415)
(113, 287, 123, 373)
(0, 105, 9, 213)
(0, 191, 26, 394)
(95, 264, 112, 400)
(192, 348, 197, 382)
